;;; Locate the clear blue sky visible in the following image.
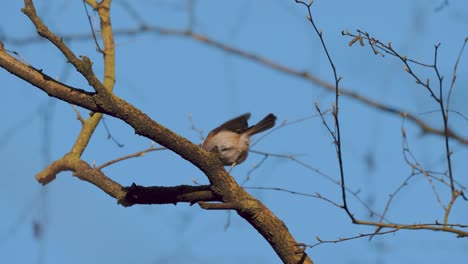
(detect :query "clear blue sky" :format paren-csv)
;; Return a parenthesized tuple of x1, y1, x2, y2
(1, 0, 467, 263)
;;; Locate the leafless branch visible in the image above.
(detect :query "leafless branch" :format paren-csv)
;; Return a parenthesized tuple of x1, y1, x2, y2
(296, 0, 352, 221)
(96, 145, 166, 170)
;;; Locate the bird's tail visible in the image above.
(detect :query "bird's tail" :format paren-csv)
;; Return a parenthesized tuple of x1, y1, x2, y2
(245, 113, 277, 136)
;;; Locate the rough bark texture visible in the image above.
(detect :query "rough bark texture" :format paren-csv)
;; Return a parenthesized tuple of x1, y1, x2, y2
(0, 1, 315, 263)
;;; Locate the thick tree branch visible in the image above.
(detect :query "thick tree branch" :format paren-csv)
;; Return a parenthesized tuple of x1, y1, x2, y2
(123, 184, 216, 206)
(44, 157, 218, 207)
(199, 202, 239, 210)
(0, 24, 312, 264)
(22, 0, 107, 94)
(0, 42, 96, 109)
(21, 0, 118, 183)
(0, 42, 313, 262)
(0, 1, 315, 262)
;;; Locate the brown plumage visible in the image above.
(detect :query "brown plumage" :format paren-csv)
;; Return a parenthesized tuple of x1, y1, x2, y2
(202, 113, 277, 167)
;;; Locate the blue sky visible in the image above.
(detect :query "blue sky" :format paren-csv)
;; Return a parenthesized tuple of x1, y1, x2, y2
(1, 0, 467, 263)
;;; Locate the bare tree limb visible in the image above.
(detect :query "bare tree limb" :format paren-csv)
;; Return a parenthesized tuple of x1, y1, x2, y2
(0, 2, 315, 261)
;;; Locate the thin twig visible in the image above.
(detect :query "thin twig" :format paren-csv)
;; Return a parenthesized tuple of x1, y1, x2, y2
(432, 44, 455, 193)
(250, 150, 384, 219)
(446, 38, 468, 115)
(401, 122, 446, 210)
(245, 186, 343, 208)
(96, 145, 166, 170)
(241, 155, 269, 186)
(4, 49, 32, 66)
(82, 0, 103, 53)
(305, 228, 401, 249)
(70, 104, 85, 124)
(101, 117, 124, 147)
(295, 0, 352, 221)
(188, 113, 205, 142)
(344, 29, 468, 221)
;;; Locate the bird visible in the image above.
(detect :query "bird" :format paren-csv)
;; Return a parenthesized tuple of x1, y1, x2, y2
(202, 113, 277, 171)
